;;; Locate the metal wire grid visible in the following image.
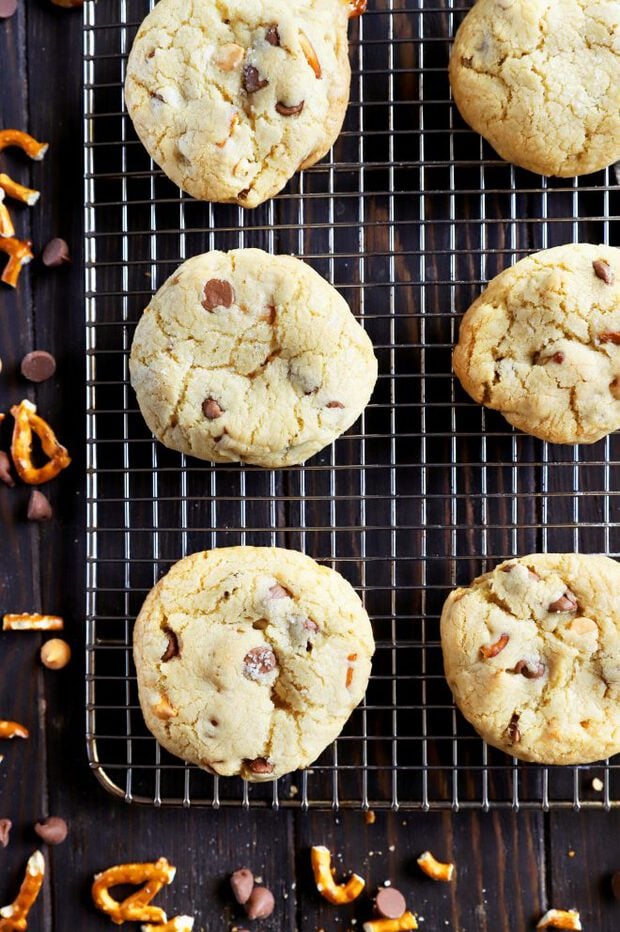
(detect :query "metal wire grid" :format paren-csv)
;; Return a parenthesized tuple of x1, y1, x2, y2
(84, 0, 620, 809)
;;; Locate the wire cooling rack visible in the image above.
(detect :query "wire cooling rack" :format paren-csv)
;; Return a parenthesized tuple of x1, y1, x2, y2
(83, 0, 620, 809)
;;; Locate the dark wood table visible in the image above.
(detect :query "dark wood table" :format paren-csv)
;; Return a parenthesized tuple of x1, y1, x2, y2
(1, 3, 620, 930)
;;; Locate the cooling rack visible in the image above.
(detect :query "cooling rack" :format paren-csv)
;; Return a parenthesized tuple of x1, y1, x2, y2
(83, 0, 620, 809)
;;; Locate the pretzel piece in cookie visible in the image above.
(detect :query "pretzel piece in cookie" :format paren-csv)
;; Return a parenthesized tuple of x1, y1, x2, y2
(141, 918, 194, 931)
(0, 850, 45, 931)
(0, 238, 33, 288)
(3, 614, 64, 632)
(363, 914, 418, 932)
(311, 845, 365, 905)
(348, 0, 367, 16)
(92, 858, 176, 925)
(0, 721, 29, 740)
(0, 131, 48, 161)
(10, 400, 71, 484)
(0, 174, 40, 207)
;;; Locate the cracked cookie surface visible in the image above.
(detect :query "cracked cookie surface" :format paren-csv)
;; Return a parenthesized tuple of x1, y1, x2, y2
(449, 0, 620, 177)
(453, 244, 620, 444)
(441, 553, 620, 765)
(129, 248, 378, 467)
(124, 0, 352, 206)
(133, 546, 375, 781)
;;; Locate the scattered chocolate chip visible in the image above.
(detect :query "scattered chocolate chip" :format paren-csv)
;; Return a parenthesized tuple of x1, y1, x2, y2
(245, 886, 275, 919)
(327, 400, 345, 409)
(161, 627, 179, 662)
(0, 451, 15, 488)
(21, 350, 57, 383)
(202, 278, 234, 311)
(243, 646, 277, 679)
(513, 660, 546, 679)
(27, 490, 53, 521)
(230, 867, 254, 905)
(593, 260, 615, 285)
(599, 331, 620, 345)
(41, 237, 71, 268)
(265, 25, 280, 46)
(34, 816, 68, 845)
(247, 757, 274, 775)
(275, 100, 305, 116)
(202, 397, 223, 420)
(611, 871, 620, 900)
(242, 65, 269, 94)
(269, 583, 291, 600)
(375, 886, 407, 920)
(0, 0, 17, 18)
(0, 819, 11, 848)
(506, 712, 521, 744)
(480, 633, 509, 659)
(548, 592, 578, 613)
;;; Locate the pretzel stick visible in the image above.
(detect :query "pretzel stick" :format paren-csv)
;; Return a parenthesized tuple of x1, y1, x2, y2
(0, 130, 48, 161)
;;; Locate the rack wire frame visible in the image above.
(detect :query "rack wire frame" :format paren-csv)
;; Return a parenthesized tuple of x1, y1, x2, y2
(84, 0, 620, 810)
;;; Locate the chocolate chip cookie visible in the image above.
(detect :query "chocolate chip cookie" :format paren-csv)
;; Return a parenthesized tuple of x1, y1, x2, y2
(453, 243, 620, 444)
(129, 248, 378, 467)
(449, 0, 620, 177)
(133, 547, 375, 781)
(441, 553, 620, 765)
(125, 0, 354, 206)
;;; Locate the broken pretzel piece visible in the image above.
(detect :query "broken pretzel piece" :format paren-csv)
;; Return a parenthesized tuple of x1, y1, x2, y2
(363, 914, 418, 932)
(92, 858, 176, 926)
(348, 0, 368, 16)
(0, 130, 48, 161)
(311, 845, 365, 905)
(0, 174, 40, 206)
(3, 613, 64, 632)
(0, 238, 33, 288)
(0, 190, 14, 238)
(10, 399, 71, 484)
(0, 721, 29, 740)
(417, 850, 455, 882)
(536, 909, 582, 930)
(141, 918, 194, 932)
(0, 850, 45, 932)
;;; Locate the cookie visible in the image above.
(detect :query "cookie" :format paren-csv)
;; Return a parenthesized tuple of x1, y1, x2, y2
(125, 0, 354, 207)
(453, 244, 620, 444)
(133, 547, 375, 781)
(449, 0, 620, 177)
(440, 553, 620, 765)
(129, 248, 378, 467)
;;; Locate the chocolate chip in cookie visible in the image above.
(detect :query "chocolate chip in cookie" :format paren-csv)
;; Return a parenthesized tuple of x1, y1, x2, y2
(513, 660, 546, 679)
(593, 260, 615, 285)
(161, 627, 180, 662)
(243, 646, 277, 679)
(202, 397, 223, 420)
(202, 279, 234, 311)
(276, 100, 305, 116)
(265, 25, 280, 46)
(548, 591, 578, 613)
(242, 65, 269, 94)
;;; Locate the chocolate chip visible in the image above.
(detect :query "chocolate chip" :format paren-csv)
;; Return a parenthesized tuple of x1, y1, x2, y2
(202, 397, 223, 420)
(242, 65, 269, 94)
(0, 0, 17, 18)
(593, 260, 615, 285)
(599, 331, 620, 345)
(611, 871, 620, 900)
(202, 278, 234, 311)
(41, 237, 71, 268)
(245, 886, 275, 919)
(21, 350, 57, 383)
(375, 886, 407, 920)
(0, 819, 11, 848)
(237, 188, 251, 200)
(247, 757, 274, 775)
(161, 627, 179, 662)
(269, 583, 291, 600)
(243, 646, 277, 679)
(231, 868, 254, 904)
(265, 25, 280, 46)
(506, 712, 521, 744)
(34, 816, 68, 845)
(275, 100, 305, 116)
(27, 490, 53, 521)
(327, 400, 345, 409)
(0, 451, 15, 487)
(513, 660, 546, 679)
(552, 351, 565, 364)
(548, 592, 578, 613)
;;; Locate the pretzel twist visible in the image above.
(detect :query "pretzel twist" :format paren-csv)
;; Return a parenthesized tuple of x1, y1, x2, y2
(0, 191, 14, 238)
(0, 721, 29, 740)
(0, 174, 40, 207)
(363, 914, 418, 932)
(311, 846, 365, 905)
(0, 238, 33, 288)
(3, 614, 64, 632)
(0, 850, 45, 932)
(141, 918, 194, 931)
(0, 131, 49, 161)
(416, 850, 455, 882)
(92, 859, 176, 926)
(10, 400, 71, 485)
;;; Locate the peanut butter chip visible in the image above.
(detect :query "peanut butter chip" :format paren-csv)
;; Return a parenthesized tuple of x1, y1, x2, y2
(549, 592, 578, 613)
(599, 331, 620, 345)
(514, 660, 546, 679)
(593, 259, 615, 285)
(202, 397, 223, 419)
(202, 279, 234, 311)
(243, 646, 277, 679)
(246, 757, 274, 775)
(243, 65, 269, 94)
(265, 25, 280, 46)
(161, 627, 179, 662)
(276, 100, 305, 116)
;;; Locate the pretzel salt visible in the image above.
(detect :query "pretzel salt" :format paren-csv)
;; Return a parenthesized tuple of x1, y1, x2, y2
(416, 850, 455, 882)
(0, 720, 29, 740)
(537, 909, 582, 930)
(0, 238, 33, 288)
(0, 850, 45, 931)
(311, 846, 365, 905)
(0, 174, 40, 207)
(3, 613, 64, 632)
(10, 400, 71, 485)
(363, 914, 418, 932)
(0, 130, 48, 161)
(141, 918, 195, 931)
(92, 858, 176, 925)
(0, 191, 14, 238)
